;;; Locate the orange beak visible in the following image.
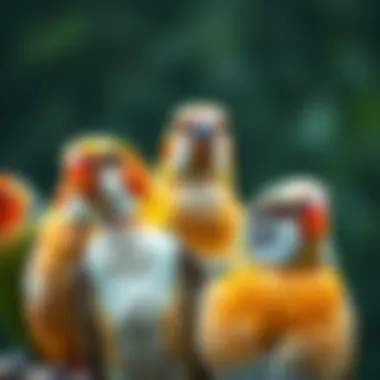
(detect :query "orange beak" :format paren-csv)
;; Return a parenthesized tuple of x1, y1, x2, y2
(122, 162, 151, 200)
(299, 200, 329, 239)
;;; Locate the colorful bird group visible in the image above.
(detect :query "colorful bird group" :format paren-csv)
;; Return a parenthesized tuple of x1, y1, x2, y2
(0, 100, 356, 379)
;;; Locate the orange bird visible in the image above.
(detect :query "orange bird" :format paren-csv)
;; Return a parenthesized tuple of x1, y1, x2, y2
(197, 176, 356, 379)
(23, 134, 151, 372)
(157, 101, 246, 379)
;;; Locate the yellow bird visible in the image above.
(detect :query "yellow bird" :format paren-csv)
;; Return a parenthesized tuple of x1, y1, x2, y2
(197, 176, 356, 379)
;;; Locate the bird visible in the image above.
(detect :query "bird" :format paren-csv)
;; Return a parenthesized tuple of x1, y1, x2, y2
(76, 136, 181, 380)
(197, 176, 356, 380)
(146, 99, 246, 270)
(0, 172, 40, 350)
(23, 133, 151, 376)
(155, 100, 249, 380)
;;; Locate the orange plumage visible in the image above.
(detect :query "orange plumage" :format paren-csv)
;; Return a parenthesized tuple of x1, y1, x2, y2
(24, 134, 152, 370)
(197, 177, 356, 378)
(172, 188, 242, 256)
(24, 202, 93, 367)
(198, 265, 347, 367)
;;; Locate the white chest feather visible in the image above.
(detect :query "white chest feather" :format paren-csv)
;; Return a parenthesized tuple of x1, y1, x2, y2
(85, 227, 178, 323)
(84, 226, 179, 367)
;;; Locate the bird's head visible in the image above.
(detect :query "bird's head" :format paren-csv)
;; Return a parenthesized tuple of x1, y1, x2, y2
(0, 173, 34, 241)
(160, 100, 234, 181)
(60, 134, 151, 218)
(248, 176, 330, 266)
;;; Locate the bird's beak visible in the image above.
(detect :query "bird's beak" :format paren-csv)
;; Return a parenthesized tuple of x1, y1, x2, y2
(299, 200, 329, 240)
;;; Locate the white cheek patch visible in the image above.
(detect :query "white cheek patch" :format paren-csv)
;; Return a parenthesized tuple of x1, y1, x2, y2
(172, 136, 190, 173)
(213, 137, 230, 174)
(250, 218, 300, 265)
(99, 168, 135, 215)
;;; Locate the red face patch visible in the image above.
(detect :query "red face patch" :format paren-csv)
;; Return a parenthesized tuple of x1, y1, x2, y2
(64, 152, 98, 196)
(299, 199, 329, 239)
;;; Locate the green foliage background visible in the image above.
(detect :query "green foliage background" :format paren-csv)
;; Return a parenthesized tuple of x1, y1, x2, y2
(0, 1, 379, 378)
